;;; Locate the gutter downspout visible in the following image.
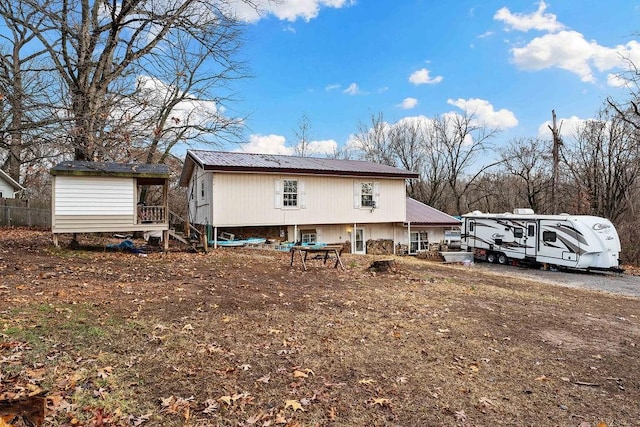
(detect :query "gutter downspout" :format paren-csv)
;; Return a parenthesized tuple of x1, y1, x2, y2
(407, 221, 411, 255)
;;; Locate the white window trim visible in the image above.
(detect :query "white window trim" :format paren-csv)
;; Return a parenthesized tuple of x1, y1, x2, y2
(354, 181, 380, 209)
(275, 178, 305, 210)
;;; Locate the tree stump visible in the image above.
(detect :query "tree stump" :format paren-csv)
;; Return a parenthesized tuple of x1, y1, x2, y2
(369, 259, 396, 273)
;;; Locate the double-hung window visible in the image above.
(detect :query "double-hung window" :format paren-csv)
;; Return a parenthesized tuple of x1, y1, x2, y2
(283, 179, 298, 207)
(361, 182, 374, 207)
(276, 179, 305, 209)
(354, 181, 379, 209)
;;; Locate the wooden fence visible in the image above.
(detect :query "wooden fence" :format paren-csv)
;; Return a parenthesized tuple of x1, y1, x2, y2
(0, 199, 51, 228)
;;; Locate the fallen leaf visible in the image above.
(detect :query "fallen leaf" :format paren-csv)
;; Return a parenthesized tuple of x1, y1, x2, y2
(218, 395, 232, 405)
(182, 323, 194, 331)
(256, 374, 270, 384)
(535, 375, 547, 381)
(98, 366, 114, 378)
(359, 379, 376, 385)
(370, 398, 390, 406)
(284, 399, 303, 411)
(455, 409, 467, 422)
(293, 370, 308, 378)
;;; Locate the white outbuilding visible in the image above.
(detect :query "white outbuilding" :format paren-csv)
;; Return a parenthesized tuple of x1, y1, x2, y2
(50, 161, 171, 249)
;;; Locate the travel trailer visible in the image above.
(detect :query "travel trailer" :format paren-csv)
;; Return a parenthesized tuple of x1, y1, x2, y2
(460, 209, 621, 272)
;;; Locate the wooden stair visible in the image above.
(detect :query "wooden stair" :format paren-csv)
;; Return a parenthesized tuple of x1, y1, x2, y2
(168, 211, 207, 252)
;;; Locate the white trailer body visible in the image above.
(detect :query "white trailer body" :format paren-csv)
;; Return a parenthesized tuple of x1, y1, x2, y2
(461, 210, 621, 271)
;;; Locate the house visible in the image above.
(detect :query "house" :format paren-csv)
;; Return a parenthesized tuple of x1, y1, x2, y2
(179, 150, 459, 255)
(0, 168, 25, 199)
(404, 197, 461, 254)
(50, 161, 171, 249)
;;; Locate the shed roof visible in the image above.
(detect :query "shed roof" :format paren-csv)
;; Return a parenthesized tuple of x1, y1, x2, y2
(51, 161, 170, 179)
(0, 168, 25, 191)
(406, 198, 461, 226)
(179, 150, 419, 185)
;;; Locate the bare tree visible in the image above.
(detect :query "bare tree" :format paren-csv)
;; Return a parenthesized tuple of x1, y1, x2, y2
(432, 112, 501, 215)
(0, 0, 60, 182)
(2, 0, 255, 162)
(352, 112, 396, 166)
(293, 113, 312, 157)
(561, 107, 640, 222)
(499, 138, 552, 213)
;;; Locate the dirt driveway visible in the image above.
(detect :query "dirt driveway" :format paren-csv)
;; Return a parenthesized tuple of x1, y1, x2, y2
(474, 263, 640, 298)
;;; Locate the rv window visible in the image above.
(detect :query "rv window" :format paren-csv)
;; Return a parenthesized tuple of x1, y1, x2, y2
(542, 231, 556, 242)
(514, 228, 523, 238)
(528, 225, 535, 237)
(469, 222, 475, 232)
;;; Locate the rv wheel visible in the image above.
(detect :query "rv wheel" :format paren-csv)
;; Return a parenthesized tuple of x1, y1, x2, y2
(486, 252, 496, 263)
(497, 253, 508, 265)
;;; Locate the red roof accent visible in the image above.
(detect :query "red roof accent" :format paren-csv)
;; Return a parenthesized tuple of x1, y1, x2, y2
(406, 198, 461, 226)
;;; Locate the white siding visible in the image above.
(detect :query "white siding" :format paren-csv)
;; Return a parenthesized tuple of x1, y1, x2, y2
(0, 179, 14, 198)
(54, 176, 134, 216)
(208, 172, 407, 227)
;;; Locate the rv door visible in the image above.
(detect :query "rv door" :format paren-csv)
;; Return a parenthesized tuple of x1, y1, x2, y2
(525, 221, 536, 258)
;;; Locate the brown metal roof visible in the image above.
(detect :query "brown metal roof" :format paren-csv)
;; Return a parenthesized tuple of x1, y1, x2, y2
(179, 150, 419, 186)
(405, 197, 461, 226)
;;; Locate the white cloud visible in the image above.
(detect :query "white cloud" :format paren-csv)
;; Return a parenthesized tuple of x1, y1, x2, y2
(325, 83, 341, 91)
(409, 68, 443, 85)
(235, 134, 293, 155)
(343, 82, 360, 95)
(447, 98, 518, 129)
(536, 115, 586, 139)
(399, 97, 419, 110)
(303, 139, 339, 156)
(510, 31, 640, 83)
(494, 1, 564, 33)
(607, 73, 630, 88)
(231, 0, 355, 23)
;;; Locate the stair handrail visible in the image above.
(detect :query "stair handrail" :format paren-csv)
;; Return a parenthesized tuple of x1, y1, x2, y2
(168, 210, 201, 238)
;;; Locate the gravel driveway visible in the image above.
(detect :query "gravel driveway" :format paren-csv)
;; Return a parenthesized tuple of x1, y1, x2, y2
(473, 262, 640, 298)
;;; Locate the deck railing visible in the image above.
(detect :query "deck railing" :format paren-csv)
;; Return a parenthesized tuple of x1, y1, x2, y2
(138, 205, 166, 223)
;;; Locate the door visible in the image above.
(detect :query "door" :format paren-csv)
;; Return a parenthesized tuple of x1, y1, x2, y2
(354, 228, 366, 254)
(525, 222, 537, 258)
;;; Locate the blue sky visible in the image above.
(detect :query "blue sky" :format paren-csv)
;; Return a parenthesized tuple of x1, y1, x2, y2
(222, 0, 640, 156)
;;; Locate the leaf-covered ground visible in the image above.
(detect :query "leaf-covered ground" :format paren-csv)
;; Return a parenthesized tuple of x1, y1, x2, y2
(1, 229, 638, 426)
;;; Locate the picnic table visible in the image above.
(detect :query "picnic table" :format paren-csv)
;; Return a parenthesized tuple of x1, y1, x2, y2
(289, 245, 345, 271)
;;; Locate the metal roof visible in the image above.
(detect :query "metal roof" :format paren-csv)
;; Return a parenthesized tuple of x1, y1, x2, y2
(406, 197, 461, 226)
(179, 150, 420, 186)
(51, 161, 170, 178)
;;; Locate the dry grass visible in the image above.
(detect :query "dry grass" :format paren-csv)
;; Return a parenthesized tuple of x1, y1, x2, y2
(1, 229, 639, 426)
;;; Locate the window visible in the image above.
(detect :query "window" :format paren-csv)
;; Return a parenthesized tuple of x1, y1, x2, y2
(301, 230, 317, 245)
(469, 221, 475, 232)
(514, 228, 523, 238)
(283, 180, 298, 207)
(528, 224, 535, 237)
(361, 182, 374, 207)
(543, 231, 556, 242)
(200, 180, 205, 198)
(410, 231, 429, 253)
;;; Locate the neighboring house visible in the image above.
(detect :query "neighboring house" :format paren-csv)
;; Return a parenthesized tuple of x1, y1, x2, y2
(0, 168, 25, 199)
(50, 161, 171, 248)
(179, 150, 457, 255)
(404, 197, 462, 254)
